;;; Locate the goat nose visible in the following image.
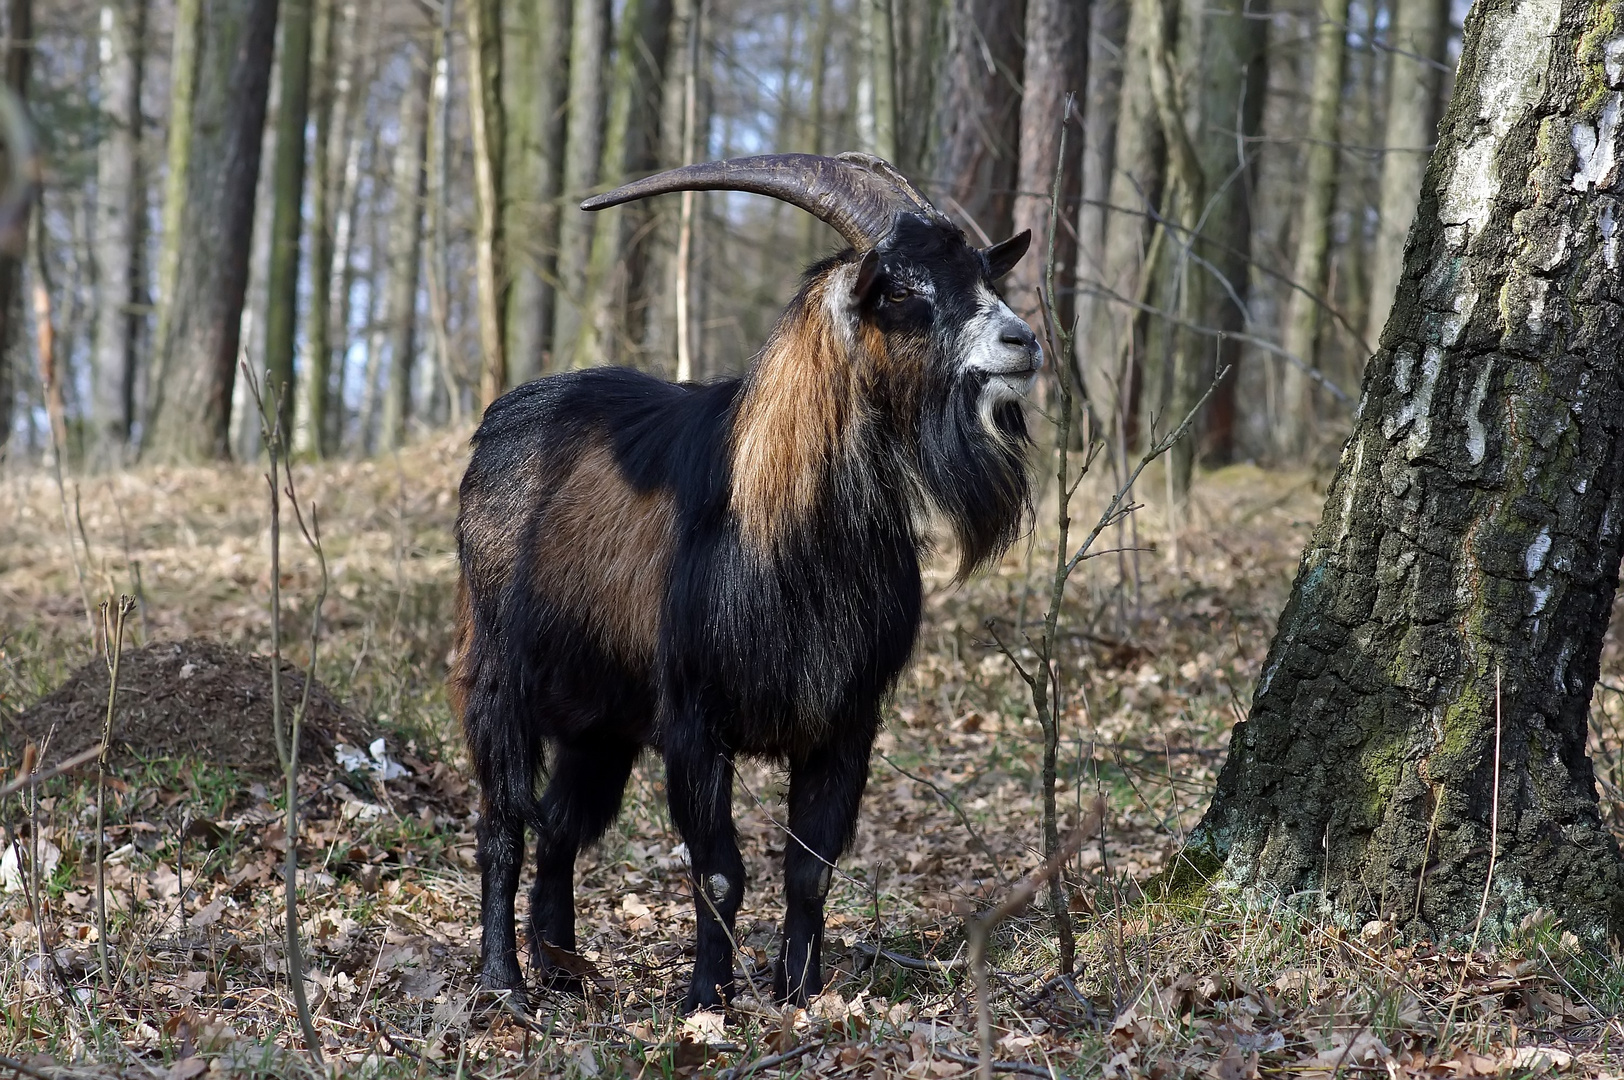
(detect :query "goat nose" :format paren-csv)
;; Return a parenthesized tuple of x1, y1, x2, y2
(1001, 321, 1043, 367)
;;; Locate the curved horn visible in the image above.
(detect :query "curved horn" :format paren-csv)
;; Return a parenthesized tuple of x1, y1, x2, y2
(580, 152, 946, 250)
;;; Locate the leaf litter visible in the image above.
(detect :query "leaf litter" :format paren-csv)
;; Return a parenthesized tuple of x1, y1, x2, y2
(0, 441, 1621, 1076)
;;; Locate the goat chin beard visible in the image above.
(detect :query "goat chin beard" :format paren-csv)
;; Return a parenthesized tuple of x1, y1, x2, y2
(975, 371, 1036, 439)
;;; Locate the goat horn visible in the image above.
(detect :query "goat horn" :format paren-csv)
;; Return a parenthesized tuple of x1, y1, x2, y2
(580, 152, 946, 251)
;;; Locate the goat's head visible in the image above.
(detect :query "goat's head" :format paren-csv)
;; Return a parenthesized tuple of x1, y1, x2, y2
(584, 153, 1039, 575)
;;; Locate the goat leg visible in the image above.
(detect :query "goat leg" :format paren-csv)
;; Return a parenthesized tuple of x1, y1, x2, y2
(665, 727, 745, 1013)
(775, 727, 874, 1006)
(475, 808, 529, 1010)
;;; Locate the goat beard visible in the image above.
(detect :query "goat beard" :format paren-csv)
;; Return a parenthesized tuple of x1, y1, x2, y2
(916, 373, 1032, 581)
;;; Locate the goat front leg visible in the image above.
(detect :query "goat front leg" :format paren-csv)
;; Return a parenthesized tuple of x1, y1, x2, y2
(664, 725, 745, 1013)
(776, 728, 874, 1005)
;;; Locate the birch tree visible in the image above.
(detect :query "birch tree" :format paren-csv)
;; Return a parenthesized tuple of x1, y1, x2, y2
(91, 0, 146, 467)
(1184, 0, 1624, 940)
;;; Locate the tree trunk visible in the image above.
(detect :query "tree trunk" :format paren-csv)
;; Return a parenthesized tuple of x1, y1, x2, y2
(1277, 0, 1351, 456)
(91, 0, 147, 469)
(1184, 0, 1624, 941)
(1364, 0, 1451, 353)
(577, 0, 673, 368)
(467, 0, 506, 409)
(1085, 0, 1160, 452)
(379, 42, 430, 451)
(857, 0, 897, 161)
(551, 0, 611, 368)
(503, 0, 571, 383)
(326, 0, 379, 452)
(1008, 0, 1087, 327)
(264, 0, 313, 443)
(296, 0, 335, 457)
(931, 0, 1025, 243)
(1158, 0, 1265, 487)
(0, 0, 32, 458)
(145, 0, 278, 463)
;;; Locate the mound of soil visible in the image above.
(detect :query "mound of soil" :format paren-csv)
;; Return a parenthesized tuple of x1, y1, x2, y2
(8, 638, 379, 779)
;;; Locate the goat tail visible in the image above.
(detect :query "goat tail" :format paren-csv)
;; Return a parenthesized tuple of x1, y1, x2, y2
(452, 576, 547, 831)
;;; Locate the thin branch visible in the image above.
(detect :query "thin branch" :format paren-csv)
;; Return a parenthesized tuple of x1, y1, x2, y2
(0, 743, 102, 801)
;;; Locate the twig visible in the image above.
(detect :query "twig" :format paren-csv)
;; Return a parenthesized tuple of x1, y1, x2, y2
(968, 821, 1095, 1080)
(0, 743, 102, 801)
(1440, 665, 1502, 1047)
(0, 1052, 55, 1080)
(95, 596, 134, 994)
(240, 361, 324, 1067)
(851, 941, 966, 973)
(931, 1049, 1075, 1078)
(718, 1039, 822, 1080)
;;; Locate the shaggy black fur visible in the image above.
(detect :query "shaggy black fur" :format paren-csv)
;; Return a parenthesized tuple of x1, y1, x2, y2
(455, 214, 1036, 1013)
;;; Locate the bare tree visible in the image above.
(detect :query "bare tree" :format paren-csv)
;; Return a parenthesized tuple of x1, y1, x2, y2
(265, 0, 315, 442)
(144, 0, 278, 463)
(551, 0, 611, 368)
(1278, 0, 1351, 455)
(1008, 0, 1087, 327)
(1364, 0, 1451, 349)
(90, 0, 147, 468)
(379, 41, 430, 451)
(931, 0, 1024, 242)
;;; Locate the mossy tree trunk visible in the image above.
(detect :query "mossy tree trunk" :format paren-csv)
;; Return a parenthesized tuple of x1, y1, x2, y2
(1187, 0, 1624, 942)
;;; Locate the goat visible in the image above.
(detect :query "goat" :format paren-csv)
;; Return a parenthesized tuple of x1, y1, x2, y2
(452, 153, 1041, 1014)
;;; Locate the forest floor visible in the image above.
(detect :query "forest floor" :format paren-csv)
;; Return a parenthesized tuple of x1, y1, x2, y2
(2, 431, 1623, 1078)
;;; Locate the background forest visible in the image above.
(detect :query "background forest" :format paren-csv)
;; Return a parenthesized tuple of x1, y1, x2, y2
(7, 0, 1624, 1077)
(0, 0, 1461, 475)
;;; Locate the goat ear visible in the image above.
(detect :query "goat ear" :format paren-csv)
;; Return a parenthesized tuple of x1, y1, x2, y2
(982, 230, 1032, 280)
(851, 247, 882, 302)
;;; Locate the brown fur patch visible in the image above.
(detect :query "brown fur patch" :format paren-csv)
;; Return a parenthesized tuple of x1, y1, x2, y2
(448, 576, 471, 722)
(730, 273, 864, 553)
(534, 442, 676, 664)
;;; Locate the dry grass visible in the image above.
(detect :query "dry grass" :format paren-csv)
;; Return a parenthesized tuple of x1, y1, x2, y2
(2, 433, 1622, 1078)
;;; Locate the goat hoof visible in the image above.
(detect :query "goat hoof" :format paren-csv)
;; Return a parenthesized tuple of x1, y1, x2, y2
(681, 979, 732, 1015)
(538, 966, 585, 994)
(478, 968, 529, 1015)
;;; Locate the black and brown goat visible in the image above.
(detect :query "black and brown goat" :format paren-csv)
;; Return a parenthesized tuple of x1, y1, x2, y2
(452, 153, 1041, 1013)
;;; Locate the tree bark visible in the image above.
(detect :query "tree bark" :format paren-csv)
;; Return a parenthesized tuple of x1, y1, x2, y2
(91, 0, 147, 469)
(551, 0, 611, 368)
(1185, 0, 1624, 941)
(577, 0, 674, 368)
(1277, 0, 1351, 456)
(931, 0, 1025, 243)
(1084, 0, 1161, 452)
(503, 0, 571, 382)
(264, 0, 313, 443)
(1008, 0, 1087, 327)
(1152, 0, 1265, 488)
(1364, 0, 1451, 354)
(297, 0, 335, 457)
(467, 0, 506, 408)
(0, 0, 32, 458)
(857, 0, 897, 161)
(379, 41, 430, 451)
(145, 0, 277, 463)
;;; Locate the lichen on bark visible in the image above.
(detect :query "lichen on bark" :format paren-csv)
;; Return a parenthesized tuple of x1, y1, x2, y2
(1187, 0, 1624, 943)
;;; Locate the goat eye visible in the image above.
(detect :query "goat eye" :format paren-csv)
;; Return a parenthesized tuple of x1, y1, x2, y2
(886, 285, 912, 303)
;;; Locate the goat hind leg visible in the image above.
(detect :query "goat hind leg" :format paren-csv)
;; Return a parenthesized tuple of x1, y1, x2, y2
(528, 737, 639, 986)
(475, 807, 528, 1007)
